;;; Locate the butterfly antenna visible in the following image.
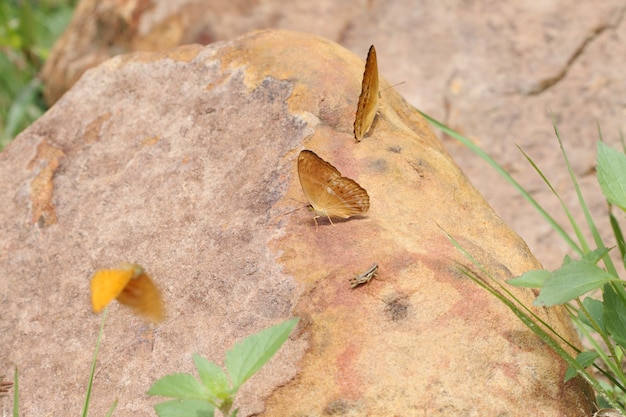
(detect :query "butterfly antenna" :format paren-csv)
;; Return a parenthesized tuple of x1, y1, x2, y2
(381, 81, 406, 92)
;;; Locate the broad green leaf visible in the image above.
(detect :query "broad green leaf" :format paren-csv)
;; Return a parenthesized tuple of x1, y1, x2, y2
(597, 141, 626, 210)
(147, 373, 207, 399)
(603, 284, 626, 349)
(564, 350, 600, 382)
(582, 247, 611, 264)
(193, 354, 231, 399)
(154, 399, 214, 417)
(579, 297, 605, 333)
(225, 318, 298, 389)
(507, 269, 550, 288)
(533, 259, 619, 306)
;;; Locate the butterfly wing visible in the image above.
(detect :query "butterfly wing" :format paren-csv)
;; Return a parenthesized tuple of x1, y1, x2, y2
(298, 150, 341, 206)
(90, 268, 134, 312)
(116, 270, 165, 323)
(298, 150, 369, 220)
(354, 45, 380, 141)
(322, 176, 370, 218)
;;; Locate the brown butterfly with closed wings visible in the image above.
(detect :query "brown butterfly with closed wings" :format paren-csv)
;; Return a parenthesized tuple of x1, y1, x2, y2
(297, 150, 370, 226)
(354, 45, 379, 141)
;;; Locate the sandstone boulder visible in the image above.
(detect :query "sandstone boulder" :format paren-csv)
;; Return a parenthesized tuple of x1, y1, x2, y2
(1, 29, 594, 416)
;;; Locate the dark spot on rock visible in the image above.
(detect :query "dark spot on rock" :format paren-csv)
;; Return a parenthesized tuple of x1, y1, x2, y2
(384, 295, 409, 321)
(388, 145, 402, 153)
(369, 158, 387, 173)
(324, 398, 351, 415)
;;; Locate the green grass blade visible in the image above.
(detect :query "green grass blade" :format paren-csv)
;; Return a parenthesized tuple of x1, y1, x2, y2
(456, 262, 624, 409)
(13, 366, 18, 417)
(442, 226, 579, 350)
(82, 306, 108, 417)
(104, 399, 118, 417)
(445, 228, 625, 411)
(552, 117, 616, 275)
(457, 260, 624, 411)
(418, 110, 581, 254)
(516, 144, 584, 255)
(569, 314, 626, 392)
(608, 208, 626, 263)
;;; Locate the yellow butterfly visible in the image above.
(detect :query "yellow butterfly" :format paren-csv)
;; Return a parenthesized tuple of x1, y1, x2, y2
(354, 45, 379, 141)
(90, 263, 164, 323)
(297, 150, 369, 226)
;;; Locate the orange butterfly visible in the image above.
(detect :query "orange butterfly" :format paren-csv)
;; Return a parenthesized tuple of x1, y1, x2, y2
(90, 263, 164, 323)
(354, 45, 379, 141)
(297, 150, 369, 226)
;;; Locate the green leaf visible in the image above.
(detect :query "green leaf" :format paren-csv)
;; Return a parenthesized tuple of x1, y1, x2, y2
(579, 297, 605, 332)
(507, 269, 550, 288)
(17, 1, 36, 51)
(564, 350, 600, 382)
(225, 318, 299, 389)
(147, 373, 208, 399)
(603, 284, 626, 349)
(582, 247, 612, 264)
(597, 141, 626, 210)
(154, 399, 214, 417)
(193, 354, 231, 399)
(3, 77, 43, 141)
(533, 259, 619, 306)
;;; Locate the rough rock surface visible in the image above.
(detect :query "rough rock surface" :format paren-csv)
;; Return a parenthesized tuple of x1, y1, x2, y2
(41, 0, 626, 273)
(2, 30, 594, 416)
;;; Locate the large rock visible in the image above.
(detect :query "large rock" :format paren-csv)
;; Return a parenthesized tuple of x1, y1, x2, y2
(1, 30, 594, 416)
(41, 0, 626, 273)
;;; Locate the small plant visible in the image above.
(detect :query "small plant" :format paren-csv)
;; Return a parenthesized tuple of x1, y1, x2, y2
(147, 317, 299, 417)
(0, 0, 76, 149)
(7, 263, 165, 416)
(7, 262, 296, 416)
(507, 140, 626, 411)
(421, 110, 626, 414)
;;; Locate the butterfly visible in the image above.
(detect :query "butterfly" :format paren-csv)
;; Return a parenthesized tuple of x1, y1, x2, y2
(90, 263, 164, 323)
(354, 45, 379, 141)
(350, 263, 379, 288)
(297, 150, 370, 226)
